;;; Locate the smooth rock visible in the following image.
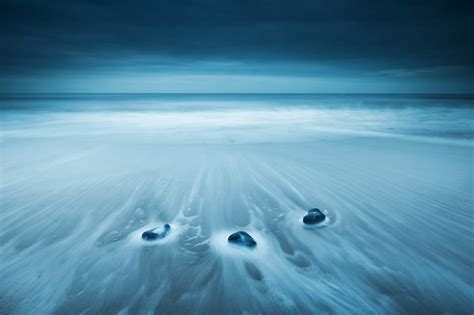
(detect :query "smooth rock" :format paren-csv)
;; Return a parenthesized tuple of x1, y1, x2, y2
(303, 208, 326, 225)
(142, 224, 171, 241)
(228, 231, 257, 248)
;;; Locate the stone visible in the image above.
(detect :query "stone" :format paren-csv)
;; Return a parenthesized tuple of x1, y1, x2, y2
(142, 224, 171, 241)
(228, 231, 257, 248)
(303, 208, 326, 225)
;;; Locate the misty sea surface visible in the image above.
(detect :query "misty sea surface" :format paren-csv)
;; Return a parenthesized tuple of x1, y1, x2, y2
(0, 94, 473, 314)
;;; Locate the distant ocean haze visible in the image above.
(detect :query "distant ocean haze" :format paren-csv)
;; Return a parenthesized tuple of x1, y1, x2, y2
(1, 94, 473, 145)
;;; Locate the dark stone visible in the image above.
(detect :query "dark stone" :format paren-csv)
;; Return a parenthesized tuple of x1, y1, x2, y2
(142, 224, 171, 241)
(228, 231, 257, 248)
(303, 208, 326, 225)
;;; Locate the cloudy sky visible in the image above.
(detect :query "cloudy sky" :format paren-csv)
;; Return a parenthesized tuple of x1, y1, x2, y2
(1, 0, 473, 93)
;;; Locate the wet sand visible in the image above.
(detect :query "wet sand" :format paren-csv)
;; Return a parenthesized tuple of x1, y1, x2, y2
(1, 95, 473, 313)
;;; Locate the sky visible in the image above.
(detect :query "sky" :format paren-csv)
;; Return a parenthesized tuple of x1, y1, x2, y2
(1, 0, 473, 93)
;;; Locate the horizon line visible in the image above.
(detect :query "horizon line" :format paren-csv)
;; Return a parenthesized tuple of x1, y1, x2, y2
(0, 92, 473, 96)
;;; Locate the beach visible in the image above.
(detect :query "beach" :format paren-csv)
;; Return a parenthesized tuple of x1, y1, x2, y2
(1, 94, 473, 314)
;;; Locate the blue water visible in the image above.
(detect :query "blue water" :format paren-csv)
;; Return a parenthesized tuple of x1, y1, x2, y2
(1, 94, 473, 314)
(1, 94, 473, 145)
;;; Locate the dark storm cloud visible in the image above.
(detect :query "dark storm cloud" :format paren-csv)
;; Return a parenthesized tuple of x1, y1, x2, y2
(1, 0, 473, 91)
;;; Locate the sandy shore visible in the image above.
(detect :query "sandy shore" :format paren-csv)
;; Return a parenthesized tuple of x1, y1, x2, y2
(1, 133, 472, 313)
(1, 94, 473, 313)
